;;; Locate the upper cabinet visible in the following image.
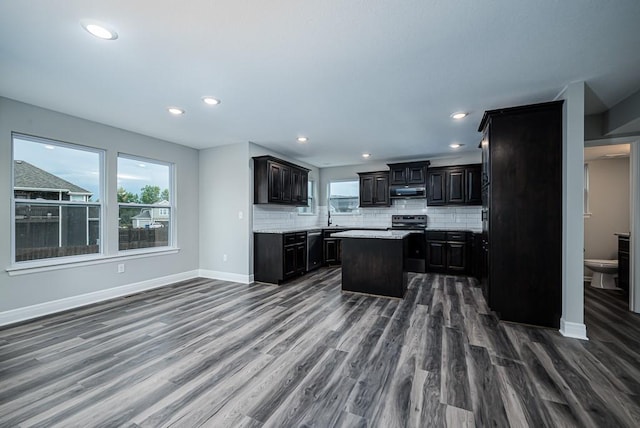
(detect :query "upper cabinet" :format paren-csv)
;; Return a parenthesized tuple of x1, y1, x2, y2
(253, 155, 310, 206)
(358, 171, 390, 207)
(388, 161, 430, 185)
(427, 164, 482, 206)
(387, 161, 430, 199)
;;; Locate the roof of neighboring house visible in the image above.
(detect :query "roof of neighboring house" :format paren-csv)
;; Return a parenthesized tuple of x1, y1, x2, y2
(14, 160, 92, 195)
(132, 209, 152, 220)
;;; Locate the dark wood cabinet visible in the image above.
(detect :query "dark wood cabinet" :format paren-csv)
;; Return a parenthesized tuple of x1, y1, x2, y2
(427, 164, 482, 206)
(618, 235, 630, 294)
(323, 229, 343, 265)
(465, 166, 482, 204)
(427, 170, 446, 205)
(358, 171, 390, 207)
(388, 161, 429, 185)
(254, 156, 310, 206)
(479, 100, 563, 328)
(254, 232, 307, 284)
(447, 168, 465, 204)
(426, 230, 470, 274)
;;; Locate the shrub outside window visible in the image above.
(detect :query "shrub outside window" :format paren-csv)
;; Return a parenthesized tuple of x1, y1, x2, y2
(12, 134, 103, 263)
(117, 155, 173, 251)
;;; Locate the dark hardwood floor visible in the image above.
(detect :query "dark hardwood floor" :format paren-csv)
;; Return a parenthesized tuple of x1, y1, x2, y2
(1, 269, 639, 427)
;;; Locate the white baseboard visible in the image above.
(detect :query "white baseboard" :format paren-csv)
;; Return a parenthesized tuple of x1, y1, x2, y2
(0, 270, 199, 327)
(559, 318, 589, 340)
(198, 269, 254, 284)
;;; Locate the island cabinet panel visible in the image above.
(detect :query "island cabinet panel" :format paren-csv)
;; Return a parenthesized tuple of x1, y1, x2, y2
(479, 100, 563, 328)
(340, 237, 408, 298)
(254, 232, 307, 284)
(358, 171, 390, 207)
(254, 155, 310, 206)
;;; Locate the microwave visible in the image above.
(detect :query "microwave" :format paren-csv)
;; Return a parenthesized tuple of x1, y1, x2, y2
(389, 186, 426, 199)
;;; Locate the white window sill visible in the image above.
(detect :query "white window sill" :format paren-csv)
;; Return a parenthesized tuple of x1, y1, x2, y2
(298, 212, 316, 216)
(6, 247, 180, 276)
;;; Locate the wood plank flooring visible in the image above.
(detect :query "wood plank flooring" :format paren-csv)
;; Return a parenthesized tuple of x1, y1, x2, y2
(1, 269, 639, 427)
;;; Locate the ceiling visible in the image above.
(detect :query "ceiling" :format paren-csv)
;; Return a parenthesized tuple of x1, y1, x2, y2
(1, 1, 640, 168)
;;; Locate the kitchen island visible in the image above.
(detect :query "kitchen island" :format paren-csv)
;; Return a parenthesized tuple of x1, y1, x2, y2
(331, 230, 411, 298)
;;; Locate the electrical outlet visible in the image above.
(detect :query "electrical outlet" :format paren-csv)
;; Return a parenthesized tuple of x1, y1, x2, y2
(117, 263, 125, 273)
(223, 254, 228, 262)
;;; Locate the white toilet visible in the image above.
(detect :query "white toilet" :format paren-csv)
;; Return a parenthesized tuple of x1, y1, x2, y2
(584, 259, 619, 289)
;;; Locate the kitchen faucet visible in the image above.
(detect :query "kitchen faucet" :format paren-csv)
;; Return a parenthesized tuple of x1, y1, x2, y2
(327, 210, 332, 227)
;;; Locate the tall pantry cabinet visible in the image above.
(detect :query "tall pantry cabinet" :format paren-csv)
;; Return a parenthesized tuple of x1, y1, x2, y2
(479, 101, 563, 328)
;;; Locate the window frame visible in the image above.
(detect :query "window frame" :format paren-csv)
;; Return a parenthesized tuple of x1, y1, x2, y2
(117, 153, 176, 253)
(11, 133, 106, 266)
(328, 179, 360, 215)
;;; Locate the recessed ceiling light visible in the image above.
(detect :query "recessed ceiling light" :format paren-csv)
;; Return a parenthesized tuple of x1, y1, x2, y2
(297, 137, 308, 143)
(449, 143, 464, 149)
(202, 96, 220, 106)
(81, 20, 118, 40)
(138, 163, 146, 168)
(451, 112, 468, 120)
(167, 107, 185, 116)
(362, 153, 371, 158)
(44, 145, 55, 150)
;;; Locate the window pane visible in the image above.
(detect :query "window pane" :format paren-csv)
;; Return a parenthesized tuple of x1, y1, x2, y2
(329, 180, 359, 213)
(15, 202, 100, 262)
(117, 156, 170, 203)
(118, 207, 170, 250)
(14, 137, 101, 202)
(117, 155, 173, 251)
(13, 135, 102, 263)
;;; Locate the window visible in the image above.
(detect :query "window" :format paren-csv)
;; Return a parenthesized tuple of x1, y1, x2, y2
(329, 180, 359, 213)
(298, 180, 315, 214)
(12, 134, 103, 263)
(117, 155, 173, 251)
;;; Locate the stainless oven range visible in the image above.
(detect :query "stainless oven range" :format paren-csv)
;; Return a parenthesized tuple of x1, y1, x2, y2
(390, 215, 427, 273)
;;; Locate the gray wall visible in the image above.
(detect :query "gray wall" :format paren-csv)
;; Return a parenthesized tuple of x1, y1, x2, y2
(198, 141, 320, 282)
(584, 157, 630, 260)
(0, 97, 200, 313)
(199, 142, 252, 279)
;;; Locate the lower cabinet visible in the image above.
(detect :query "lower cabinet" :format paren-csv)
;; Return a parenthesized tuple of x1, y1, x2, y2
(254, 232, 307, 284)
(426, 231, 471, 274)
(323, 229, 344, 265)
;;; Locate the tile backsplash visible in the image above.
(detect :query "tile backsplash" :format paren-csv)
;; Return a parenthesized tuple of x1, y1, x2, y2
(253, 199, 482, 232)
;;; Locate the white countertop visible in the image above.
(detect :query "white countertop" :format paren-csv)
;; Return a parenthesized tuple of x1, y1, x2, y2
(330, 230, 412, 239)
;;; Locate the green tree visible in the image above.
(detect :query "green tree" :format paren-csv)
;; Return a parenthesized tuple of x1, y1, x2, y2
(161, 188, 170, 201)
(117, 187, 139, 203)
(140, 185, 161, 204)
